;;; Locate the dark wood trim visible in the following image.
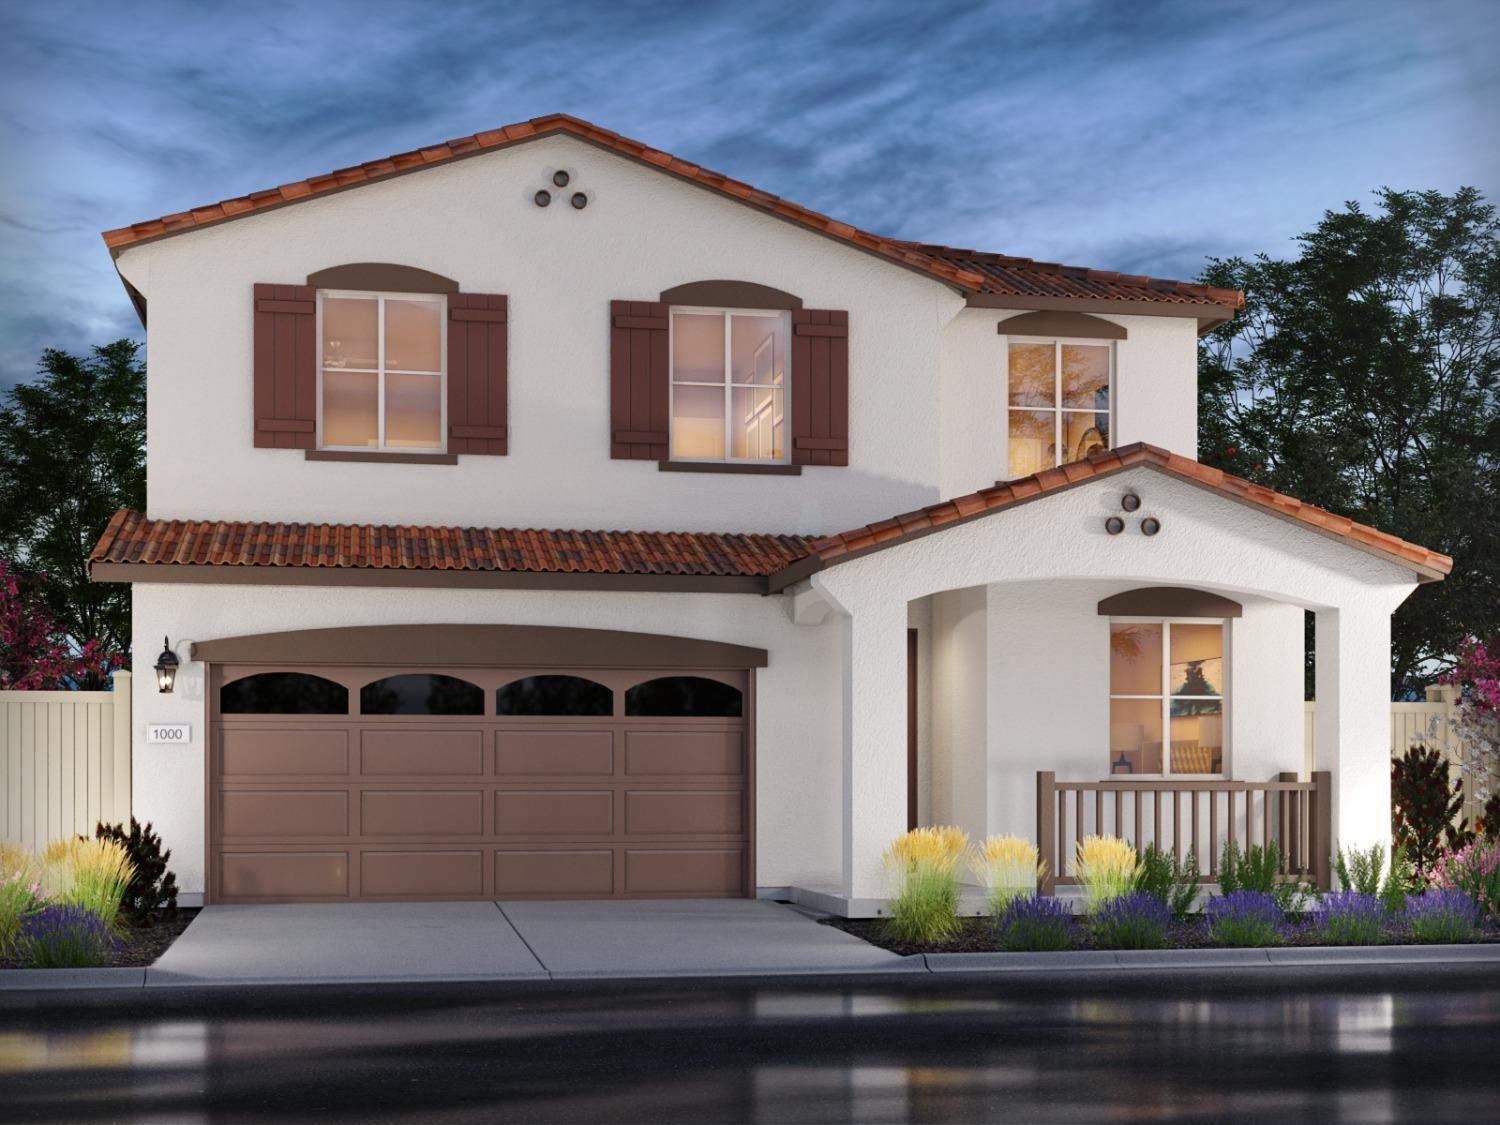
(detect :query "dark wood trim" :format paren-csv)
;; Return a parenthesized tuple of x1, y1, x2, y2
(305, 450, 459, 465)
(658, 460, 802, 476)
(1097, 586, 1244, 618)
(659, 280, 803, 310)
(745, 669, 758, 897)
(907, 628, 918, 831)
(89, 561, 769, 594)
(306, 263, 459, 294)
(997, 310, 1127, 340)
(967, 292, 1235, 334)
(191, 623, 769, 668)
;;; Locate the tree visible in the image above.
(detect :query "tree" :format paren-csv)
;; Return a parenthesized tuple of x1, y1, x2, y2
(1198, 189, 1500, 697)
(0, 341, 145, 673)
(0, 560, 121, 689)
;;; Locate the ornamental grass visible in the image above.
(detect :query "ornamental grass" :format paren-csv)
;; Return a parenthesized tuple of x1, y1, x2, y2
(40, 837, 135, 933)
(1075, 836, 1140, 909)
(882, 826, 970, 944)
(971, 834, 1046, 917)
(1, 844, 41, 954)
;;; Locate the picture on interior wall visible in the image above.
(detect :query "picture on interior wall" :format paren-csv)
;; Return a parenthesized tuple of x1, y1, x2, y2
(1170, 656, 1221, 698)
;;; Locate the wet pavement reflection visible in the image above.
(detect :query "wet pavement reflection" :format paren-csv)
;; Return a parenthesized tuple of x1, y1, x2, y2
(1, 969, 1497, 1122)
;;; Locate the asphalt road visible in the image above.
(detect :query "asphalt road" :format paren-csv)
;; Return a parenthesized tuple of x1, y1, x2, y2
(2, 966, 1498, 1123)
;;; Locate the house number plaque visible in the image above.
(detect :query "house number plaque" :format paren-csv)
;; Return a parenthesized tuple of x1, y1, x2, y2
(146, 724, 191, 744)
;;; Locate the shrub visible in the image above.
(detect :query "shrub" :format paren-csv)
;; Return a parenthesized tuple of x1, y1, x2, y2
(1429, 838, 1500, 922)
(1317, 892, 1385, 945)
(1133, 844, 1200, 918)
(971, 835, 1045, 917)
(1403, 889, 1483, 943)
(1, 845, 41, 954)
(882, 826, 969, 944)
(94, 819, 178, 924)
(1381, 844, 1418, 914)
(1333, 844, 1384, 895)
(1090, 892, 1169, 950)
(19, 905, 120, 968)
(1204, 890, 1284, 947)
(1075, 836, 1140, 909)
(40, 837, 135, 932)
(1392, 744, 1471, 879)
(1479, 793, 1500, 842)
(997, 895, 1073, 952)
(1219, 840, 1311, 912)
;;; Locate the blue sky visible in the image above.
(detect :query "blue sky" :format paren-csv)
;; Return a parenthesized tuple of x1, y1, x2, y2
(1, 0, 1496, 391)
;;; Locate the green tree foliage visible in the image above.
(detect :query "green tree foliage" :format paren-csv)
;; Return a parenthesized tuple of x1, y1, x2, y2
(0, 342, 145, 667)
(1197, 189, 1500, 696)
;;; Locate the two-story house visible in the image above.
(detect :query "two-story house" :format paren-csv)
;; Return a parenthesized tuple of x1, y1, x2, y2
(91, 114, 1449, 913)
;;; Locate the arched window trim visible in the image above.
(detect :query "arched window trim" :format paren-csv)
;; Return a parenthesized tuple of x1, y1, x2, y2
(219, 671, 350, 715)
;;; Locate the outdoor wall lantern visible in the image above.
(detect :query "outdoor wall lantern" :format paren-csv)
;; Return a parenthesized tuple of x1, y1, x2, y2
(1105, 516, 1125, 535)
(1140, 517, 1161, 537)
(1121, 492, 1141, 512)
(153, 637, 179, 693)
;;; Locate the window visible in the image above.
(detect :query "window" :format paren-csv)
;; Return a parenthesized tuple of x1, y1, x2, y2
(318, 291, 445, 452)
(496, 675, 613, 716)
(1006, 340, 1111, 478)
(359, 674, 484, 715)
(625, 676, 743, 718)
(220, 672, 348, 715)
(670, 308, 788, 463)
(1108, 621, 1225, 776)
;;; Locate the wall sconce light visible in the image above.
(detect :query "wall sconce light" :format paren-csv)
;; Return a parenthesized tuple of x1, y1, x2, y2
(1140, 517, 1161, 537)
(154, 637, 179, 694)
(1105, 516, 1125, 535)
(1121, 492, 1141, 512)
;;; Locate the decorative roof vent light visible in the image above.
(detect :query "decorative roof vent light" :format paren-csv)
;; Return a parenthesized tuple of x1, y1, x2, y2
(552, 170, 571, 187)
(533, 190, 552, 207)
(1121, 492, 1141, 512)
(154, 637, 180, 694)
(1140, 517, 1161, 537)
(571, 192, 588, 209)
(1105, 516, 1125, 535)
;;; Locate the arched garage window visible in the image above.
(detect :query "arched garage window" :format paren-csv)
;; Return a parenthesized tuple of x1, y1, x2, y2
(625, 676, 742, 718)
(220, 672, 348, 714)
(360, 673, 484, 715)
(496, 675, 612, 716)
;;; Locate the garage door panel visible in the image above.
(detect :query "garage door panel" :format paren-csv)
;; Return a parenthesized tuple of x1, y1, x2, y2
(361, 790, 483, 836)
(220, 728, 349, 776)
(624, 790, 743, 835)
(624, 731, 743, 776)
(361, 729, 484, 775)
(495, 791, 613, 836)
(221, 791, 349, 837)
(496, 731, 614, 776)
(624, 849, 743, 895)
(362, 850, 483, 896)
(220, 851, 349, 898)
(495, 849, 614, 896)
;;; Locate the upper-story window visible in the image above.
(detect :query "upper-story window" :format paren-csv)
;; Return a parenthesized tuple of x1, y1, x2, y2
(1006, 339, 1112, 478)
(669, 307, 788, 463)
(318, 290, 446, 452)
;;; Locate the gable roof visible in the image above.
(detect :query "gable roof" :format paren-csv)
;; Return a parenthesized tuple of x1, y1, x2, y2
(768, 443, 1452, 590)
(100, 113, 1242, 318)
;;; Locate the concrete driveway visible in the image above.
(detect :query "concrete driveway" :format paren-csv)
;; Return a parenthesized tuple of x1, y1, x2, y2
(147, 899, 916, 986)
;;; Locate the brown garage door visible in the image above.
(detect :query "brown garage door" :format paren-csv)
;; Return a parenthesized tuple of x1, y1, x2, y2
(207, 661, 752, 902)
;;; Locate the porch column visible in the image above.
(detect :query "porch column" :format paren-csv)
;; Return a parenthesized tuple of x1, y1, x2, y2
(840, 597, 910, 904)
(1314, 605, 1393, 852)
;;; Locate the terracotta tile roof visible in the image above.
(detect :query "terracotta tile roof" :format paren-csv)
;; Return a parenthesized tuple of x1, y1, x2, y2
(774, 443, 1450, 587)
(100, 112, 1241, 314)
(89, 510, 815, 580)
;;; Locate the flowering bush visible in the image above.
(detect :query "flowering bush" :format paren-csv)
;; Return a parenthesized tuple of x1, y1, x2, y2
(971, 835, 1045, 917)
(1440, 635, 1500, 816)
(1317, 892, 1385, 946)
(1090, 892, 1169, 950)
(1429, 838, 1500, 922)
(1, 845, 42, 954)
(997, 896, 1073, 952)
(1204, 891, 1284, 947)
(1075, 836, 1141, 909)
(19, 905, 119, 968)
(0, 560, 124, 689)
(882, 826, 970, 944)
(1403, 889, 1483, 943)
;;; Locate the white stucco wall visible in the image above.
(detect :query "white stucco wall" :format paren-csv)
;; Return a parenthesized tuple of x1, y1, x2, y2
(131, 582, 844, 898)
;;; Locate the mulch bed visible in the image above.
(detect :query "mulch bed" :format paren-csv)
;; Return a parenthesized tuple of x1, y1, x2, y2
(823, 914, 1500, 956)
(0, 909, 199, 970)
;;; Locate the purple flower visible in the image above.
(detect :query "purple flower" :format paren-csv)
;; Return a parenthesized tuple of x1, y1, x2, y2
(1318, 891, 1385, 946)
(1403, 889, 1482, 943)
(1204, 890, 1284, 947)
(21, 905, 119, 968)
(998, 895, 1073, 952)
(1091, 891, 1170, 950)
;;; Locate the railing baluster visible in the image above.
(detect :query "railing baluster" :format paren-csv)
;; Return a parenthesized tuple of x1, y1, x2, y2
(1076, 789, 1084, 850)
(1096, 790, 1104, 840)
(1115, 790, 1123, 842)
(1134, 790, 1142, 850)
(1059, 786, 1068, 881)
(1209, 789, 1219, 877)
(1191, 790, 1201, 869)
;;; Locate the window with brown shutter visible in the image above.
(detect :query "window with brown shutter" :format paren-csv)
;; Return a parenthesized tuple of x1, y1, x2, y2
(610, 300, 670, 460)
(253, 284, 317, 448)
(790, 308, 849, 466)
(447, 293, 508, 455)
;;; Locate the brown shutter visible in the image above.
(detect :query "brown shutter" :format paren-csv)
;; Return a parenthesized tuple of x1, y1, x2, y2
(791, 309, 849, 466)
(252, 284, 316, 449)
(610, 300, 669, 460)
(447, 293, 508, 455)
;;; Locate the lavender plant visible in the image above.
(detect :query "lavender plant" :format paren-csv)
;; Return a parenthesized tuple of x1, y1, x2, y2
(1403, 889, 1483, 943)
(1204, 891, 1284, 947)
(997, 896, 1074, 952)
(1090, 892, 1169, 950)
(1317, 892, 1385, 945)
(20, 905, 120, 968)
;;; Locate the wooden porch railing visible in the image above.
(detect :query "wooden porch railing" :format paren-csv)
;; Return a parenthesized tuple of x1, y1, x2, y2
(1036, 770, 1331, 894)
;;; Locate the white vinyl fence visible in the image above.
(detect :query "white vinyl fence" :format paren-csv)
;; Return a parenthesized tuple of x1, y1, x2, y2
(1, 670, 132, 852)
